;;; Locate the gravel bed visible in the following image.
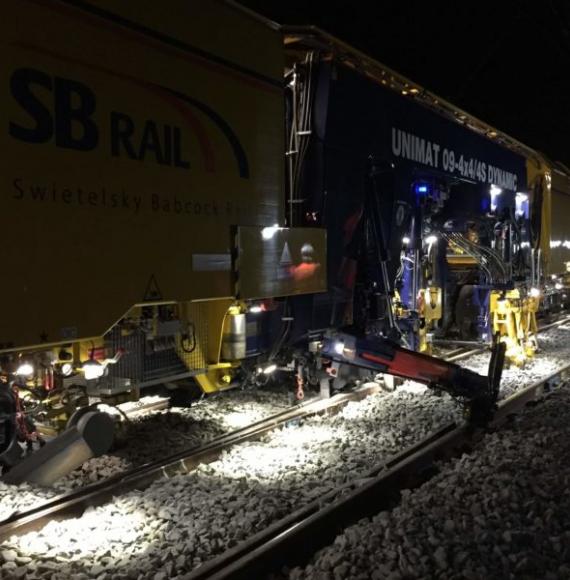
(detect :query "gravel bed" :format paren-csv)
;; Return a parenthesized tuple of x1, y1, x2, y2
(0, 386, 299, 522)
(461, 324, 570, 400)
(290, 380, 570, 580)
(1, 324, 569, 579)
(0, 389, 462, 579)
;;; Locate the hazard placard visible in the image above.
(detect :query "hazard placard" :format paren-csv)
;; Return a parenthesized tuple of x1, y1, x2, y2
(143, 274, 163, 301)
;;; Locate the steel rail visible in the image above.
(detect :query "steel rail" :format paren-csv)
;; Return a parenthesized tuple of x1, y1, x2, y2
(0, 384, 381, 541)
(535, 313, 570, 333)
(1, 316, 568, 544)
(444, 346, 487, 362)
(186, 362, 570, 580)
(439, 313, 570, 363)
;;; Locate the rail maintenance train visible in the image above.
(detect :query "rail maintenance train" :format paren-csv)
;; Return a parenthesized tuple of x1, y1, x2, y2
(1, 0, 568, 480)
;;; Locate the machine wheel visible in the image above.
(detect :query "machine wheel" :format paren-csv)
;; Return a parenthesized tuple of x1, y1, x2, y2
(455, 285, 479, 340)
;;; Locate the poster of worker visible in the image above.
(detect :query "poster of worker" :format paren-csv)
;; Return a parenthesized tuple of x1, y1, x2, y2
(237, 226, 327, 299)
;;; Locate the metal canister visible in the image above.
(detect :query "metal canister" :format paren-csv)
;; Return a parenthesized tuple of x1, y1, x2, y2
(221, 312, 247, 360)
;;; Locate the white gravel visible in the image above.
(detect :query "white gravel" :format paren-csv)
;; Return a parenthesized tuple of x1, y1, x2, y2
(0, 389, 462, 579)
(0, 386, 297, 522)
(1, 323, 569, 579)
(290, 380, 570, 580)
(461, 324, 570, 400)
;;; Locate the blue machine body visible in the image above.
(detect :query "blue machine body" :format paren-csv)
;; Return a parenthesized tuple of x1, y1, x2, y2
(288, 59, 529, 346)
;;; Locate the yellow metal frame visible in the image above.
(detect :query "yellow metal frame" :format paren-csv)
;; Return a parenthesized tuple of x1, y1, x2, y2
(490, 289, 538, 365)
(417, 287, 443, 353)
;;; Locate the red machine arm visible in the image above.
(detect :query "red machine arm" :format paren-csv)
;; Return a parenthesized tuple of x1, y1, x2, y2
(320, 331, 505, 423)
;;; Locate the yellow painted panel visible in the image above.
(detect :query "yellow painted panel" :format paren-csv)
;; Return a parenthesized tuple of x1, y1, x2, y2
(526, 158, 551, 272)
(550, 189, 570, 275)
(85, 0, 282, 83)
(1, 0, 284, 350)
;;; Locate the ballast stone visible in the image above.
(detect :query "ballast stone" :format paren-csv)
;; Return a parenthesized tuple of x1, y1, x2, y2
(2, 326, 570, 578)
(289, 370, 570, 579)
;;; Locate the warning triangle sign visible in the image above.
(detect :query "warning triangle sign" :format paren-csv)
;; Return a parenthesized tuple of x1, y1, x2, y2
(280, 241, 292, 265)
(143, 274, 163, 301)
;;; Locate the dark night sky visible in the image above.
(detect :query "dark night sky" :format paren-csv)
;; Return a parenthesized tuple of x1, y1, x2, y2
(241, 0, 570, 166)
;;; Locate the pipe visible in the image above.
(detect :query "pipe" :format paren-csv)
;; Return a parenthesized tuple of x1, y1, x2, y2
(2, 412, 114, 486)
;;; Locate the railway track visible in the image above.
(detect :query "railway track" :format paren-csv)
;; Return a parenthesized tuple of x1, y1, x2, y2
(0, 321, 513, 539)
(436, 313, 570, 363)
(0, 328, 488, 542)
(1, 317, 569, 578)
(188, 360, 570, 580)
(440, 345, 487, 363)
(0, 383, 381, 542)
